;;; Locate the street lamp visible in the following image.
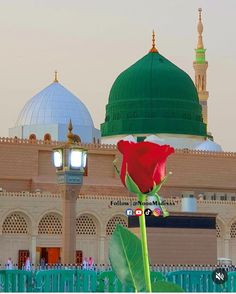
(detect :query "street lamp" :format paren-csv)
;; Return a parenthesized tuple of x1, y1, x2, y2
(53, 145, 87, 184)
(52, 120, 87, 264)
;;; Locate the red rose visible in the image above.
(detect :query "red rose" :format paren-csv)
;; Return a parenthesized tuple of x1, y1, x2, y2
(117, 140, 174, 194)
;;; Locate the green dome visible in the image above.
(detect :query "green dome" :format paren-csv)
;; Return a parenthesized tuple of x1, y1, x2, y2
(101, 51, 207, 137)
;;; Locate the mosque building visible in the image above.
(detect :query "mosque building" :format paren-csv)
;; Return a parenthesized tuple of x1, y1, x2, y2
(9, 71, 100, 143)
(0, 9, 236, 266)
(101, 9, 221, 152)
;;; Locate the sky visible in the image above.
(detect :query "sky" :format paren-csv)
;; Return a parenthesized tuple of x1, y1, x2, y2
(0, 0, 235, 151)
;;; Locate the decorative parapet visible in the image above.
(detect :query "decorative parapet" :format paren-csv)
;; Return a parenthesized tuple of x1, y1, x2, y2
(0, 191, 61, 198)
(0, 137, 117, 150)
(198, 199, 236, 205)
(175, 148, 236, 158)
(77, 194, 137, 201)
(0, 137, 59, 146)
(0, 191, 236, 206)
(0, 137, 236, 157)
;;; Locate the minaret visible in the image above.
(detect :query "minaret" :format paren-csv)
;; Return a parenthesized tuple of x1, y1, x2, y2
(193, 8, 209, 126)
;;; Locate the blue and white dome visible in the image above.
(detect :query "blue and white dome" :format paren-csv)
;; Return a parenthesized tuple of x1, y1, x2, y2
(16, 82, 94, 127)
(9, 78, 100, 143)
(195, 139, 222, 152)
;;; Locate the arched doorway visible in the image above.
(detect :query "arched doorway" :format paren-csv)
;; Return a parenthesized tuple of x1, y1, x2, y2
(37, 213, 62, 264)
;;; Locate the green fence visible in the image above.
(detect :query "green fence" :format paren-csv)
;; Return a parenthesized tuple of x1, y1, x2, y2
(34, 270, 97, 292)
(0, 270, 32, 292)
(0, 269, 235, 292)
(166, 270, 236, 292)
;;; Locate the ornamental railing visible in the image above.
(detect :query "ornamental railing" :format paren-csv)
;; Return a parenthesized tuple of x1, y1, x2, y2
(0, 267, 236, 292)
(1, 263, 235, 272)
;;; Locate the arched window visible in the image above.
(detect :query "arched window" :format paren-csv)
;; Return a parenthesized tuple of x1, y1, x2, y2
(106, 216, 128, 236)
(2, 213, 29, 234)
(29, 134, 36, 140)
(230, 222, 236, 238)
(38, 214, 62, 234)
(76, 215, 97, 235)
(44, 133, 51, 141)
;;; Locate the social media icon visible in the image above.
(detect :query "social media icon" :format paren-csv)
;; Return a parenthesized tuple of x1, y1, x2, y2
(144, 208, 152, 216)
(135, 208, 143, 216)
(126, 208, 133, 216)
(212, 268, 228, 284)
(153, 208, 161, 217)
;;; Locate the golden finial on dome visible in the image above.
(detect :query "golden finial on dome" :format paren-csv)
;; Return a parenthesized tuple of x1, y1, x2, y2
(149, 30, 158, 53)
(198, 8, 202, 20)
(54, 70, 59, 83)
(197, 8, 204, 49)
(67, 119, 74, 144)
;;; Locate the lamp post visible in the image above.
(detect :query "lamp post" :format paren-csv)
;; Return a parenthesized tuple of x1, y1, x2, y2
(52, 120, 87, 264)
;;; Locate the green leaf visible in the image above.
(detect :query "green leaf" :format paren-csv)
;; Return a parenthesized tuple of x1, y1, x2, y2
(147, 175, 168, 196)
(109, 224, 146, 292)
(150, 271, 165, 283)
(152, 281, 185, 292)
(125, 172, 142, 194)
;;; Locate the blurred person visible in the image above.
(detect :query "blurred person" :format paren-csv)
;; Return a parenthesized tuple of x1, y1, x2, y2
(25, 257, 31, 271)
(82, 257, 88, 270)
(88, 257, 94, 270)
(6, 257, 13, 270)
(40, 257, 45, 269)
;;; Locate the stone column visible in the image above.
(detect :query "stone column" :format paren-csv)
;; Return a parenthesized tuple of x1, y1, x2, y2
(99, 235, 106, 264)
(59, 184, 81, 264)
(224, 238, 230, 259)
(31, 235, 37, 265)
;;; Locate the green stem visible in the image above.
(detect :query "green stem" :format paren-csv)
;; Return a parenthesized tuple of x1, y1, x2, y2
(155, 193, 169, 217)
(138, 194, 152, 292)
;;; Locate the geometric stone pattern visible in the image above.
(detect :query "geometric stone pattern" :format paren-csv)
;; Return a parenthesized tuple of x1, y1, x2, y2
(106, 216, 128, 235)
(2, 213, 28, 234)
(38, 214, 62, 234)
(230, 222, 236, 238)
(76, 215, 97, 235)
(216, 223, 221, 238)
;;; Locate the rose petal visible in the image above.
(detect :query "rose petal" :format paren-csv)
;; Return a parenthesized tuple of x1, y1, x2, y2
(117, 140, 174, 193)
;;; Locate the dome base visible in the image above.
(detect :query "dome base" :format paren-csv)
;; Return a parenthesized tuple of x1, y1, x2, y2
(101, 133, 222, 152)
